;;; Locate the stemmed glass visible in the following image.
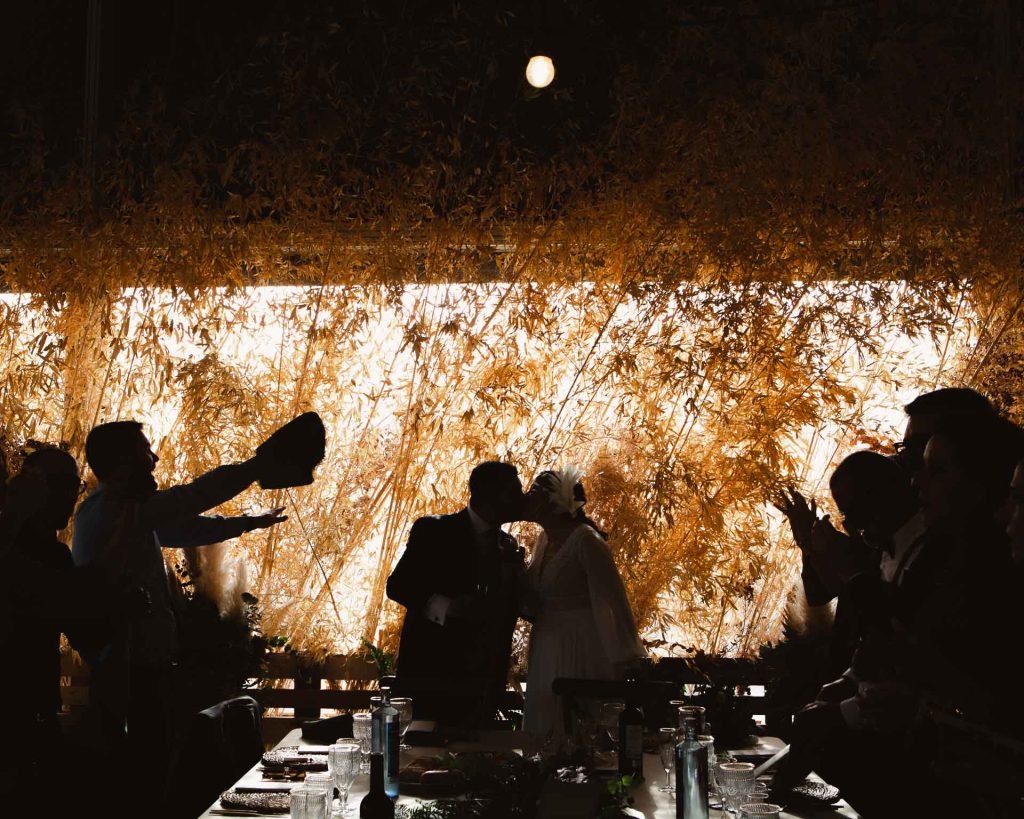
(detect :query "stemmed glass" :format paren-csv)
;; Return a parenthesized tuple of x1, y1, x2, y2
(658, 727, 677, 792)
(391, 697, 413, 750)
(328, 742, 360, 816)
(599, 701, 626, 748)
(677, 705, 706, 733)
(352, 713, 373, 775)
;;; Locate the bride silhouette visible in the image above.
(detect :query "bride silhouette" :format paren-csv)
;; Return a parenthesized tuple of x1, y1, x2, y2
(521, 466, 646, 738)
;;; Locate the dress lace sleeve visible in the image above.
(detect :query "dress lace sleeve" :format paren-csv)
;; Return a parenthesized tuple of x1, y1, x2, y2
(578, 527, 646, 665)
(519, 533, 545, 620)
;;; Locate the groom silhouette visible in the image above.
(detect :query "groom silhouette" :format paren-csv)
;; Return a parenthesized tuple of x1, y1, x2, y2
(386, 462, 525, 727)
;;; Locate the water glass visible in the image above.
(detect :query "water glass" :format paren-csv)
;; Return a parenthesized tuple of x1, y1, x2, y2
(658, 727, 677, 792)
(291, 785, 330, 819)
(306, 771, 334, 792)
(739, 804, 782, 818)
(352, 713, 373, 774)
(717, 761, 756, 814)
(328, 742, 360, 816)
(391, 697, 413, 749)
(743, 780, 769, 803)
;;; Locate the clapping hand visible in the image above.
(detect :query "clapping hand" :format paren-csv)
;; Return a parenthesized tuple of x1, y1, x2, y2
(773, 487, 818, 551)
(248, 506, 288, 531)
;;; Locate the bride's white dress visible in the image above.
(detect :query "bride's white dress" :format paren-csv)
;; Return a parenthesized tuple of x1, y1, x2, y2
(522, 523, 646, 736)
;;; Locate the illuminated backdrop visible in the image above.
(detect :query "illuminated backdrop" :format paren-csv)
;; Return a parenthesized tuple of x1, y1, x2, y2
(0, 277, 974, 660)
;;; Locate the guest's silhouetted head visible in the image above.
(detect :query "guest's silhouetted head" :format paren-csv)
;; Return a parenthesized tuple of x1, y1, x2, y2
(85, 421, 159, 497)
(899, 388, 997, 475)
(830, 450, 916, 549)
(21, 447, 84, 532)
(468, 461, 524, 524)
(916, 416, 1024, 532)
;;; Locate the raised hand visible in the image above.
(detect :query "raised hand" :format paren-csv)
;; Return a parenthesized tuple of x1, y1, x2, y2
(248, 506, 288, 531)
(773, 487, 818, 551)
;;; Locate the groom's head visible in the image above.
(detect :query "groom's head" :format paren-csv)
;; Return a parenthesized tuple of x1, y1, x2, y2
(469, 461, 524, 525)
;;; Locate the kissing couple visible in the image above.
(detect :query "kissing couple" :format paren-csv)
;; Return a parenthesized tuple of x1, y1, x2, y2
(386, 462, 646, 738)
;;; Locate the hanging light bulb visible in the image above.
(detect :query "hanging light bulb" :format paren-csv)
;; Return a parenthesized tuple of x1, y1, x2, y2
(525, 55, 555, 88)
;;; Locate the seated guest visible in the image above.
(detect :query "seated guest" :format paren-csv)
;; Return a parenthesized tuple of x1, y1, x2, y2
(777, 411, 1023, 816)
(386, 462, 526, 727)
(777, 451, 920, 679)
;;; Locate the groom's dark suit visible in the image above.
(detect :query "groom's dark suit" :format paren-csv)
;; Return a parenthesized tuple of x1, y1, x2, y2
(386, 508, 523, 726)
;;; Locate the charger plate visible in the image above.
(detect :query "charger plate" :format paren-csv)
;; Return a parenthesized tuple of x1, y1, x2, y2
(220, 790, 290, 814)
(261, 746, 329, 772)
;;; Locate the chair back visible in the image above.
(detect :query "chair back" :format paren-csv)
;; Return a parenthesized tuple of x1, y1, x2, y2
(165, 695, 263, 819)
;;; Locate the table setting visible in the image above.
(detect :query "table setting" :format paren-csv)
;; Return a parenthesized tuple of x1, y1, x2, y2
(201, 698, 861, 819)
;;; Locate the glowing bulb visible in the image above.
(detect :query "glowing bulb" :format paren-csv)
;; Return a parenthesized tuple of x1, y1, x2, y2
(525, 55, 555, 88)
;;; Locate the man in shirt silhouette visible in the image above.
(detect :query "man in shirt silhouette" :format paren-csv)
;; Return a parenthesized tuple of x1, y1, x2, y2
(387, 462, 525, 728)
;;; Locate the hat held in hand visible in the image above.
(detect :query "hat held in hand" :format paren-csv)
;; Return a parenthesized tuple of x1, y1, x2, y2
(256, 412, 326, 489)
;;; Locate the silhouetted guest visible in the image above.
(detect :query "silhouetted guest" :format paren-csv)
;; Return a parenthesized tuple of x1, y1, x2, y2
(894, 387, 997, 477)
(72, 421, 288, 796)
(894, 417, 1024, 712)
(777, 413, 1024, 817)
(0, 448, 125, 810)
(387, 462, 526, 727)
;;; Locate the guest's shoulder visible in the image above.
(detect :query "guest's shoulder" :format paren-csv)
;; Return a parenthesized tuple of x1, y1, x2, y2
(73, 487, 110, 525)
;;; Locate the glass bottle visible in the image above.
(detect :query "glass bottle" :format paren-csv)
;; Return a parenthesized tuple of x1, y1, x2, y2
(675, 720, 709, 819)
(359, 752, 395, 819)
(371, 686, 400, 798)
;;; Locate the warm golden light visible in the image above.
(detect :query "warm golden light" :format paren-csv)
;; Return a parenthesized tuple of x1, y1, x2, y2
(0, 281, 969, 658)
(525, 55, 555, 88)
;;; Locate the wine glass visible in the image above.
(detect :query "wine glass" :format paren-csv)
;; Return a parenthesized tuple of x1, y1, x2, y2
(599, 701, 626, 747)
(328, 742, 360, 816)
(352, 713, 373, 774)
(391, 697, 413, 750)
(658, 726, 677, 792)
(677, 705, 706, 733)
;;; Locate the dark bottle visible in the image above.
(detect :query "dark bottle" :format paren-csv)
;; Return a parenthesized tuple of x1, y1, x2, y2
(675, 720, 709, 819)
(618, 679, 645, 779)
(360, 752, 395, 819)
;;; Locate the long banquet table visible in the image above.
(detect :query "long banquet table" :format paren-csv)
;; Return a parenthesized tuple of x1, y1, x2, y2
(200, 728, 861, 818)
